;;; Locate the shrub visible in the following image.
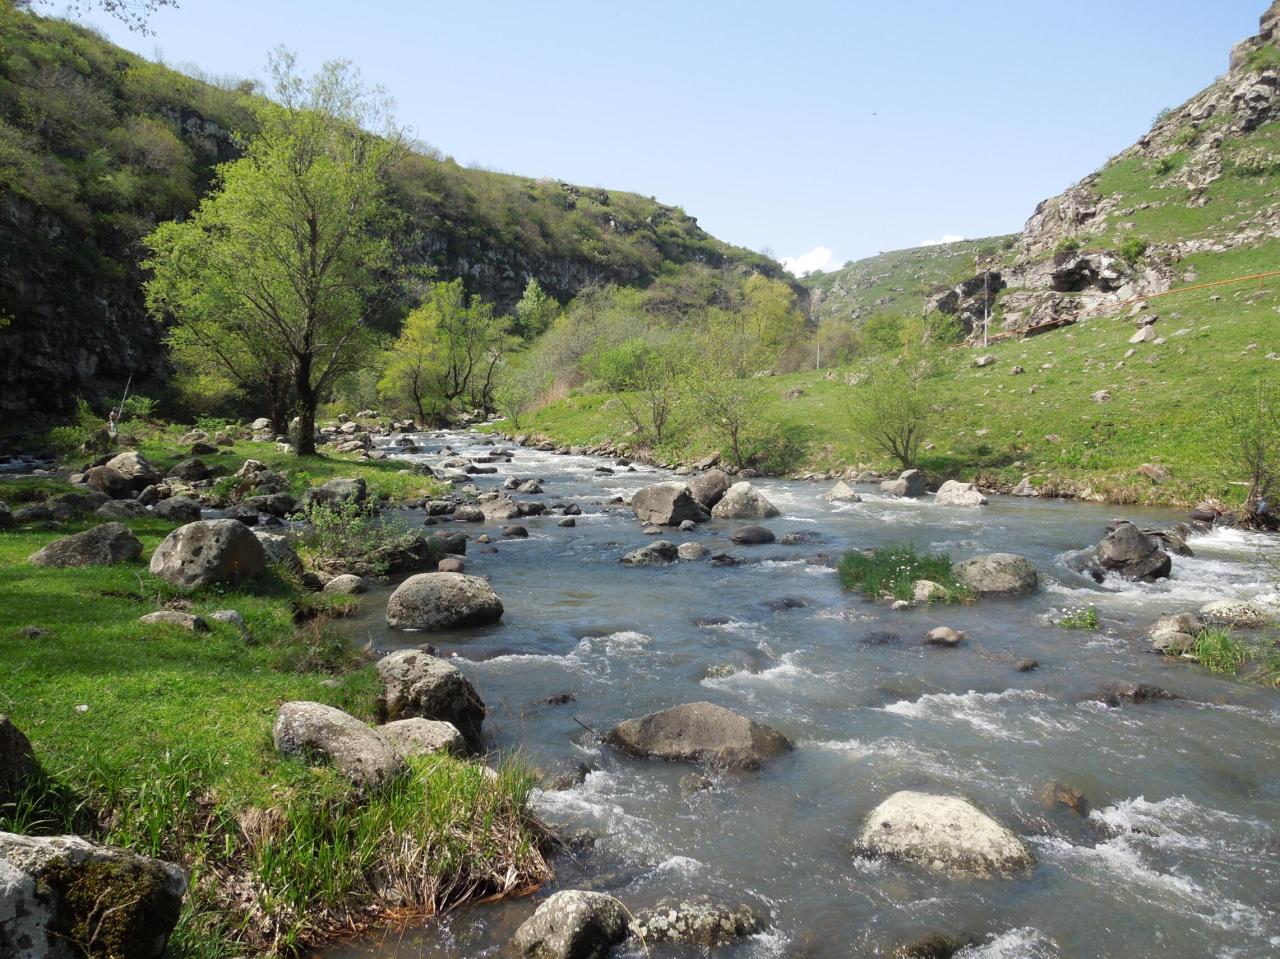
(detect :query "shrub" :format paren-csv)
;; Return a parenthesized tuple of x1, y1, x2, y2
(302, 500, 425, 577)
(1053, 236, 1081, 258)
(838, 546, 972, 603)
(1154, 156, 1175, 175)
(1118, 236, 1149, 265)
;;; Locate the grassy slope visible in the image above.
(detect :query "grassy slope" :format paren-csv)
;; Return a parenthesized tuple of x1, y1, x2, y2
(0, 447, 545, 957)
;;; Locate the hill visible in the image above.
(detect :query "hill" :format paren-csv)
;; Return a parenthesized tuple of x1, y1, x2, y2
(519, 3, 1280, 508)
(0, 6, 786, 419)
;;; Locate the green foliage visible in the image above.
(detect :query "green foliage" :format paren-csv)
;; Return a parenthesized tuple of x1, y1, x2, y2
(301, 499, 424, 576)
(1227, 145, 1280, 177)
(119, 393, 157, 420)
(511, 278, 558, 339)
(1118, 235, 1149, 265)
(1218, 386, 1280, 520)
(846, 359, 937, 470)
(1171, 125, 1199, 147)
(45, 396, 105, 455)
(1056, 605, 1100, 630)
(838, 546, 971, 603)
(1054, 236, 1082, 258)
(1191, 627, 1252, 673)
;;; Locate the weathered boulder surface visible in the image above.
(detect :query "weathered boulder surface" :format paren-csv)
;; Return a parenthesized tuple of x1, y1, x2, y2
(621, 540, 679, 566)
(880, 469, 928, 498)
(825, 480, 862, 503)
(27, 522, 142, 568)
(138, 611, 208, 632)
(606, 702, 792, 769)
(386, 573, 504, 630)
(631, 483, 708, 526)
(301, 477, 368, 510)
(852, 791, 1034, 878)
(0, 831, 186, 959)
(375, 649, 486, 751)
(688, 469, 731, 509)
(934, 480, 988, 507)
(1088, 521, 1171, 582)
(711, 482, 780, 519)
(730, 525, 775, 545)
(253, 531, 303, 573)
(153, 495, 201, 523)
(1149, 612, 1206, 654)
(105, 451, 161, 492)
(272, 701, 403, 790)
(512, 890, 629, 959)
(953, 553, 1038, 597)
(629, 899, 763, 947)
(85, 464, 134, 499)
(378, 718, 467, 758)
(322, 574, 367, 595)
(1093, 682, 1178, 707)
(1199, 600, 1270, 629)
(149, 520, 267, 589)
(0, 716, 40, 810)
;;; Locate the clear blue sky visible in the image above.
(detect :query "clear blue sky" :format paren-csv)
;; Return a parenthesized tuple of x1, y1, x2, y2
(70, 0, 1265, 273)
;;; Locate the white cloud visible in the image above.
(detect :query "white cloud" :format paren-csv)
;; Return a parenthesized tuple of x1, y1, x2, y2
(780, 246, 837, 277)
(919, 233, 967, 247)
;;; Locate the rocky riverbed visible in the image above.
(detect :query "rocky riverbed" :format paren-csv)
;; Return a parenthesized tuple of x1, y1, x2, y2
(321, 429, 1280, 959)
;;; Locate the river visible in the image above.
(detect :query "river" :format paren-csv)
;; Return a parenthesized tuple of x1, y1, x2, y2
(325, 430, 1280, 959)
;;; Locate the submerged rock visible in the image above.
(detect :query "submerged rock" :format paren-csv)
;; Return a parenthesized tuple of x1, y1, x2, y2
(606, 701, 792, 769)
(953, 552, 1038, 597)
(512, 890, 629, 959)
(1038, 780, 1090, 816)
(386, 572, 503, 630)
(925, 626, 966, 646)
(629, 898, 764, 946)
(1093, 681, 1179, 707)
(852, 790, 1034, 878)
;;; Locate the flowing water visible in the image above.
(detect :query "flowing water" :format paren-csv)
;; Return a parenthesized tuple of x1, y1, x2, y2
(326, 431, 1280, 959)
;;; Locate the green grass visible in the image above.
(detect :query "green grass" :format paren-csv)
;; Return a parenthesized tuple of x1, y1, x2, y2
(0, 512, 548, 956)
(1191, 627, 1253, 674)
(1056, 606, 1100, 630)
(837, 546, 972, 604)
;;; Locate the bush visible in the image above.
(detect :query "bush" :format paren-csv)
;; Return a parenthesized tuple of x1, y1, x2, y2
(302, 501, 425, 576)
(1118, 236, 1148, 265)
(1053, 236, 1082, 258)
(838, 546, 972, 603)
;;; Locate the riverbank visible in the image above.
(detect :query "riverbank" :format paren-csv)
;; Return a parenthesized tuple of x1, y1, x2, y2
(0, 435, 551, 957)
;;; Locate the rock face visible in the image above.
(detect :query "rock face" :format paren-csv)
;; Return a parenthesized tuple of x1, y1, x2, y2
(711, 482, 780, 519)
(953, 553, 1038, 597)
(853, 791, 1034, 878)
(934, 480, 988, 507)
(629, 899, 763, 947)
(149, 519, 267, 589)
(1089, 521, 1171, 582)
(0, 716, 40, 810)
(511, 890, 629, 959)
(621, 540, 678, 566)
(27, 522, 142, 568)
(272, 701, 403, 790)
(630, 483, 708, 526)
(375, 649, 486, 751)
(825, 480, 862, 503)
(688, 469, 731, 509)
(386, 573, 504, 630)
(880, 469, 927, 498)
(378, 718, 467, 758)
(606, 702, 792, 769)
(0, 831, 187, 959)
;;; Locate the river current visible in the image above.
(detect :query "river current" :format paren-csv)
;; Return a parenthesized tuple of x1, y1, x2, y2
(327, 430, 1280, 959)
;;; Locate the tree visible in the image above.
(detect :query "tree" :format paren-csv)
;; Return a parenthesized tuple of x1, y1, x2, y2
(144, 51, 405, 454)
(847, 360, 935, 470)
(681, 324, 771, 468)
(26, 0, 176, 33)
(595, 337, 685, 445)
(414, 279, 511, 412)
(511, 278, 557, 339)
(1220, 388, 1280, 528)
(379, 305, 446, 424)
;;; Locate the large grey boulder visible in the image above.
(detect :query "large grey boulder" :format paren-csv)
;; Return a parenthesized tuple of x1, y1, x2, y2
(375, 649, 486, 751)
(953, 552, 1038, 597)
(629, 899, 763, 947)
(301, 477, 368, 510)
(852, 791, 1034, 878)
(153, 495, 202, 523)
(272, 701, 403, 790)
(880, 469, 928, 498)
(85, 465, 134, 499)
(730, 525, 775, 545)
(149, 519, 267, 589)
(512, 890, 629, 959)
(0, 716, 40, 810)
(606, 701, 792, 769)
(631, 482, 708, 526)
(710, 481, 780, 519)
(166, 457, 209, 483)
(0, 831, 186, 959)
(378, 718, 467, 759)
(27, 523, 142, 568)
(688, 469, 731, 509)
(254, 531, 303, 573)
(621, 540, 678, 566)
(386, 572, 504, 630)
(825, 480, 862, 503)
(481, 497, 522, 521)
(1089, 521, 1171, 582)
(934, 480, 988, 507)
(1149, 612, 1206, 654)
(105, 451, 161, 492)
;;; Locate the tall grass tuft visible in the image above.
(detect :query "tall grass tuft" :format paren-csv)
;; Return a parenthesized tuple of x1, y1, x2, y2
(838, 545, 971, 603)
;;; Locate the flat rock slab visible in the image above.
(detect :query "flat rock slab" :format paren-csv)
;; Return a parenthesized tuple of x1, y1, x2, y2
(606, 701, 792, 769)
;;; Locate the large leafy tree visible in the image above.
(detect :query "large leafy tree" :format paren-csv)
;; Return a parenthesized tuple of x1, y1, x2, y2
(145, 51, 405, 454)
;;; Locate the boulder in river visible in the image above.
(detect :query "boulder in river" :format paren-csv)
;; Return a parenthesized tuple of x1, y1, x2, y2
(0, 715, 40, 810)
(934, 480, 988, 507)
(711, 481, 780, 519)
(149, 519, 267, 589)
(27, 522, 142, 568)
(511, 890, 629, 959)
(386, 572, 503, 630)
(323, 573, 367, 595)
(824, 480, 862, 503)
(925, 626, 966, 646)
(852, 790, 1034, 878)
(880, 469, 927, 498)
(677, 542, 708, 561)
(621, 540, 678, 566)
(606, 701, 792, 769)
(953, 552, 1038, 597)
(629, 898, 764, 947)
(481, 496, 522, 521)
(1199, 600, 1271, 629)
(375, 649, 486, 751)
(0, 831, 187, 959)
(688, 468, 731, 509)
(1088, 521, 1171, 582)
(272, 701, 404, 790)
(631, 482, 708, 526)
(730, 524, 775, 545)
(1092, 681, 1178, 707)
(1148, 612, 1205, 654)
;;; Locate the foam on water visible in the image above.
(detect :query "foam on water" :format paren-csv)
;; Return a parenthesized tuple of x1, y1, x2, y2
(881, 689, 1054, 739)
(956, 928, 1059, 958)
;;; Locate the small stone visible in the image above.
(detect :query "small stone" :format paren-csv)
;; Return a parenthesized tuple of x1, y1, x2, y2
(139, 611, 208, 632)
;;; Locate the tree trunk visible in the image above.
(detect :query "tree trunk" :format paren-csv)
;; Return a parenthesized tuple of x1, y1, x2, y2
(293, 357, 318, 455)
(268, 367, 291, 437)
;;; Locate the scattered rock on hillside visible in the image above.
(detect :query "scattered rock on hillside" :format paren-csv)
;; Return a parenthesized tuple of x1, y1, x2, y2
(852, 790, 1034, 878)
(934, 480, 988, 507)
(953, 553, 1039, 597)
(386, 572, 504, 630)
(375, 649, 486, 751)
(631, 482, 708, 526)
(149, 519, 267, 589)
(606, 701, 792, 769)
(273, 701, 403, 789)
(0, 831, 187, 959)
(511, 890, 629, 959)
(711, 481, 780, 519)
(27, 522, 142, 568)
